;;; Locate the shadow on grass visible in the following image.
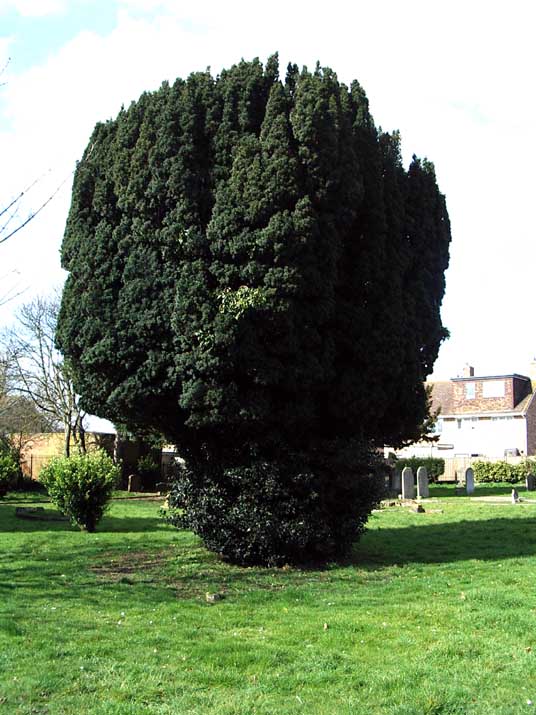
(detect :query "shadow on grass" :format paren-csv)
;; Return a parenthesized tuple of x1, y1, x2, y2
(0, 504, 167, 534)
(5, 510, 536, 570)
(4, 512, 536, 609)
(3, 496, 536, 566)
(4, 494, 536, 603)
(353, 513, 536, 567)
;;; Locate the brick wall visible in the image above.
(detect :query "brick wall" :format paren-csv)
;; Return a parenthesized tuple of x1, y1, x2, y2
(450, 377, 513, 413)
(450, 376, 531, 414)
(18, 432, 115, 479)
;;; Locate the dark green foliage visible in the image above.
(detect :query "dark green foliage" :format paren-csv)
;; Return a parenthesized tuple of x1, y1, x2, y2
(394, 457, 445, 483)
(136, 454, 161, 490)
(39, 450, 119, 531)
(472, 460, 536, 484)
(0, 452, 18, 496)
(11, 474, 47, 493)
(167, 441, 385, 566)
(57, 55, 450, 564)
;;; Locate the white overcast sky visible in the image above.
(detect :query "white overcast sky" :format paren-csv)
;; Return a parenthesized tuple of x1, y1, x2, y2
(1, 0, 535, 382)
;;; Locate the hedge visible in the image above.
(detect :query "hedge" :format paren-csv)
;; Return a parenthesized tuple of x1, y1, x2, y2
(394, 457, 445, 483)
(471, 459, 536, 484)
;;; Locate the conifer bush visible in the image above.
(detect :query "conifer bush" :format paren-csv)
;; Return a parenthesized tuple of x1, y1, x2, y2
(57, 55, 450, 563)
(40, 450, 119, 532)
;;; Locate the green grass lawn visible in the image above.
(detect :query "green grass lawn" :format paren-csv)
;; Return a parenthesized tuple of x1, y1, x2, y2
(2, 485, 536, 714)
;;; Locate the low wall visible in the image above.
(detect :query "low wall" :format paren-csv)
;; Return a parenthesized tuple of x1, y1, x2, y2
(16, 432, 115, 479)
(439, 455, 528, 482)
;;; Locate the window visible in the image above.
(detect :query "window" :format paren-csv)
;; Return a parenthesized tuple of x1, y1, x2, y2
(483, 380, 505, 398)
(432, 418, 443, 434)
(465, 382, 476, 399)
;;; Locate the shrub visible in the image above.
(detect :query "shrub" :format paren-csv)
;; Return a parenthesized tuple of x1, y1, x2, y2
(167, 440, 385, 567)
(394, 457, 445, 483)
(0, 453, 18, 497)
(471, 459, 536, 484)
(137, 454, 160, 490)
(39, 450, 119, 531)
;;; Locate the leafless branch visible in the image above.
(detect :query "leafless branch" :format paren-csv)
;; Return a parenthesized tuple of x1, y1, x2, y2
(1, 293, 86, 455)
(0, 270, 26, 307)
(1, 55, 74, 246)
(0, 56, 10, 88)
(0, 172, 72, 245)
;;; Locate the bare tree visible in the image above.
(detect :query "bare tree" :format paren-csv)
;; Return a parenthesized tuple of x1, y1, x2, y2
(1, 294, 86, 456)
(1, 58, 71, 249)
(0, 55, 75, 404)
(0, 172, 71, 247)
(0, 383, 57, 465)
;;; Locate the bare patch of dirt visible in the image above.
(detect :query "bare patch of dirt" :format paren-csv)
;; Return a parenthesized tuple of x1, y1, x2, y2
(90, 550, 169, 582)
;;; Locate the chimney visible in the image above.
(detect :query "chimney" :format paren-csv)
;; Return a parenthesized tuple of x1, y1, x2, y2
(462, 364, 475, 378)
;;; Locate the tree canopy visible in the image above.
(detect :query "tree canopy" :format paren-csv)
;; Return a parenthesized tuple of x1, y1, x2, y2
(57, 55, 450, 564)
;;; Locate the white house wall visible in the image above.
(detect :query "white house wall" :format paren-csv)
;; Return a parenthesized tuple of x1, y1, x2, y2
(391, 415, 528, 460)
(439, 416, 527, 458)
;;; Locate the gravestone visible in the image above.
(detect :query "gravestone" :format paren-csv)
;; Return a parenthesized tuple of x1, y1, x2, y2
(465, 467, 475, 495)
(416, 466, 429, 498)
(401, 467, 415, 499)
(526, 474, 536, 491)
(127, 473, 142, 492)
(391, 470, 401, 494)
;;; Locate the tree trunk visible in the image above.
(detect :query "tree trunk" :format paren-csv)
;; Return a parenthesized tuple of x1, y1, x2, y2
(79, 423, 86, 454)
(64, 421, 71, 457)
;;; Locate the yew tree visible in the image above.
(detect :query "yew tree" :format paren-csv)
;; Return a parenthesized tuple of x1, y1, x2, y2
(57, 56, 450, 565)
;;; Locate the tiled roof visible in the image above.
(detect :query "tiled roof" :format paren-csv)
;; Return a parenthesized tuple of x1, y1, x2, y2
(516, 392, 536, 413)
(428, 381, 454, 415)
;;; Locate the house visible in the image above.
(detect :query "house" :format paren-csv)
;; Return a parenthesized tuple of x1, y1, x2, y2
(391, 364, 536, 461)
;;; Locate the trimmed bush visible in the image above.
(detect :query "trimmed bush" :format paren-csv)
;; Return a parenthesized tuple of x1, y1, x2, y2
(40, 450, 119, 532)
(394, 457, 445, 483)
(167, 440, 385, 566)
(0, 453, 18, 497)
(472, 459, 536, 484)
